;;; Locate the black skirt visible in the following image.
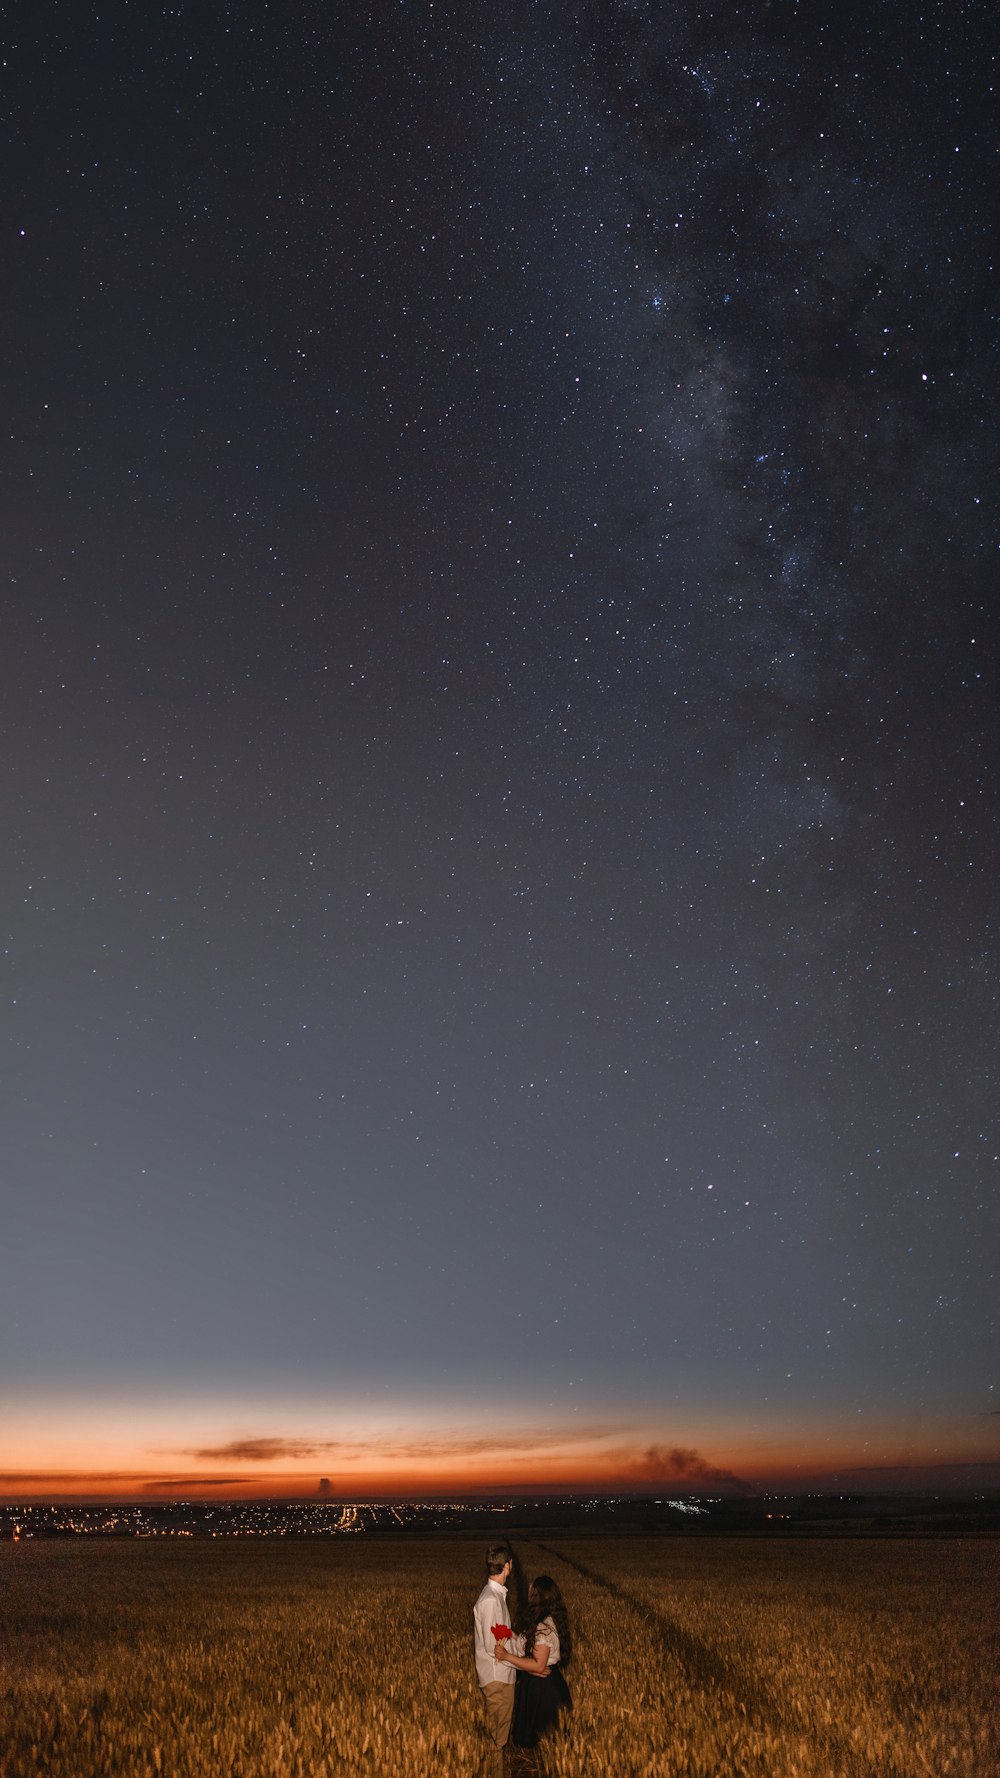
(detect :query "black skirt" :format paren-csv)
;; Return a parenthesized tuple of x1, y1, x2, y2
(511, 1664, 572, 1748)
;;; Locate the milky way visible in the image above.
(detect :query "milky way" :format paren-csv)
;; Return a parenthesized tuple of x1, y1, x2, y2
(2, 0, 996, 1496)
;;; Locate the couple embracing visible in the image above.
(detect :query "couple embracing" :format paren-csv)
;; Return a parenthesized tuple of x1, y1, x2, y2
(473, 1543, 573, 1775)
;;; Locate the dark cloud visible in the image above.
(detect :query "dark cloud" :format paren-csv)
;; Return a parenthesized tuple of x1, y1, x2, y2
(143, 1478, 259, 1491)
(0, 1471, 142, 1485)
(184, 1438, 343, 1462)
(623, 1444, 756, 1496)
(180, 1425, 621, 1464)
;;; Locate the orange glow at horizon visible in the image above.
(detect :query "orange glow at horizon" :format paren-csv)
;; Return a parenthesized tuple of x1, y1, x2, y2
(3, 1433, 997, 1502)
(3, 1387, 995, 1503)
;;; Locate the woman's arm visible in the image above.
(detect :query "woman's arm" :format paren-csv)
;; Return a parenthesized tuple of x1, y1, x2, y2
(498, 1639, 551, 1677)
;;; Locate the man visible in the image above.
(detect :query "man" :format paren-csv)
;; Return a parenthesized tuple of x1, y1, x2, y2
(473, 1543, 517, 1777)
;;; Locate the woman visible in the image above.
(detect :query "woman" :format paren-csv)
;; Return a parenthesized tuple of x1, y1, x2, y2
(496, 1573, 572, 1752)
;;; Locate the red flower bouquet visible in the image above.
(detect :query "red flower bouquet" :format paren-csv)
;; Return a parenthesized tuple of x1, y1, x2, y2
(491, 1624, 513, 1646)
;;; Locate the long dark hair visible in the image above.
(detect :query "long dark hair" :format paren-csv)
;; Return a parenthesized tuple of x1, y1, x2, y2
(507, 1544, 529, 1629)
(521, 1573, 572, 1668)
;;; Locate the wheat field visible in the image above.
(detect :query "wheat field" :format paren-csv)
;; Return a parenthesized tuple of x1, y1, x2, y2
(1, 1533, 996, 1777)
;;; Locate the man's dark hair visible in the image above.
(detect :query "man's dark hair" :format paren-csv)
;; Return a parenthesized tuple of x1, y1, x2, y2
(485, 1542, 511, 1576)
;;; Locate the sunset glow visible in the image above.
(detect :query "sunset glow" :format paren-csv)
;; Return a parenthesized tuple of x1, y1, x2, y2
(3, 1392, 995, 1501)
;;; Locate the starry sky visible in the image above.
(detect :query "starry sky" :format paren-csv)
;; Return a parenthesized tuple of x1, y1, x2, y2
(2, 0, 998, 1502)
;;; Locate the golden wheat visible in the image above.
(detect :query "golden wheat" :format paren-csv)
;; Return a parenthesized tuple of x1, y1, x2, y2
(534, 1536, 999, 1778)
(1, 1533, 995, 1777)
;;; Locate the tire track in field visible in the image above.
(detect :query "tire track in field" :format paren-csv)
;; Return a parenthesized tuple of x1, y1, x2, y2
(531, 1541, 896, 1778)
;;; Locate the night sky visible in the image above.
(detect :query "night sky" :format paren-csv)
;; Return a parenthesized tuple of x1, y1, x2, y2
(3, 1, 998, 1500)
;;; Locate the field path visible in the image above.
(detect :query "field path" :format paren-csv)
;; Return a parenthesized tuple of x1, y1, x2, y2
(529, 1540, 899, 1778)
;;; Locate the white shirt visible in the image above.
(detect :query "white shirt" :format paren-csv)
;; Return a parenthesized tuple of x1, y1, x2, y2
(533, 1615, 561, 1667)
(473, 1578, 516, 1687)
